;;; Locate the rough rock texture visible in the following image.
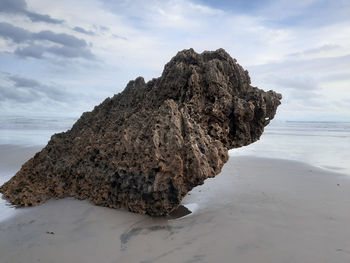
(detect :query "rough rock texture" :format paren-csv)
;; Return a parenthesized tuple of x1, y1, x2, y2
(0, 49, 281, 216)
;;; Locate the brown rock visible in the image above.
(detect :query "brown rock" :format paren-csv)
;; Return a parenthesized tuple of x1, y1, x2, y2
(0, 48, 282, 216)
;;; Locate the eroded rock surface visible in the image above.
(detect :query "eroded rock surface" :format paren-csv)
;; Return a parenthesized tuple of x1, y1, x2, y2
(0, 49, 281, 216)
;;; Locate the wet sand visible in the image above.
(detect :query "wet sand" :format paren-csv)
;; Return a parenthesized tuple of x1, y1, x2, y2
(1, 145, 350, 263)
(0, 145, 42, 176)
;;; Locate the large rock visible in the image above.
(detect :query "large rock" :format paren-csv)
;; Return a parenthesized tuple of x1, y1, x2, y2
(0, 49, 281, 216)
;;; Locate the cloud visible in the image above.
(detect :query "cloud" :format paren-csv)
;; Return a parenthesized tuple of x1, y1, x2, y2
(0, 0, 64, 24)
(0, 22, 94, 60)
(13, 44, 94, 59)
(255, 73, 322, 105)
(251, 0, 350, 29)
(9, 75, 42, 88)
(320, 72, 350, 83)
(24, 11, 64, 24)
(0, 85, 38, 103)
(0, 0, 349, 121)
(46, 45, 94, 59)
(100, 0, 224, 31)
(112, 34, 128, 40)
(288, 44, 341, 57)
(34, 30, 88, 48)
(0, 73, 70, 103)
(73, 26, 95, 36)
(98, 25, 109, 31)
(0, 22, 31, 43)
(265, 75, 319, 91)
(0, 0, 27, 13)
(247, 52, 350, 120)
(14, 44, 44, 58)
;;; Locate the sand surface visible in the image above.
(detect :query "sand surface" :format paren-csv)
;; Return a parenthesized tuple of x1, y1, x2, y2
(0, 145, 42, 175)
(1, 145, 350, 263)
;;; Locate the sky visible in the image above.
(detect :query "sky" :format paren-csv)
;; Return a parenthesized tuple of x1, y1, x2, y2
(0, 0, 349, 121)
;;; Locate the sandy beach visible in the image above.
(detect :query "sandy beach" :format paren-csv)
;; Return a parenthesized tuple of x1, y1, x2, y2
(1, 0, 349, 261)
(1, 145, 350, 263)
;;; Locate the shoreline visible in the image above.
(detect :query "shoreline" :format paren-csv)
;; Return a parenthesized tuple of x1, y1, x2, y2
(1, 145, 350, 262)
(1, 144, 348, 183)
(229, 152, 350, 177)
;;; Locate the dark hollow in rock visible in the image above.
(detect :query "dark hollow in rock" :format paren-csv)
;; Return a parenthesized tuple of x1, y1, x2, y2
(0, 48, 282, 216)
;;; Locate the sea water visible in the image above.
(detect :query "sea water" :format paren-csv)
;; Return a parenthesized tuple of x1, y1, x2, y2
(230, 120, 350, 176)
(0, 117, 349, 222)
(0, 116, 77, 146)
(1, 116, 349, 175)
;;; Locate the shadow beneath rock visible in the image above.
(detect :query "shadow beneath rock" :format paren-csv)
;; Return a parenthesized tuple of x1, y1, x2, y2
(167, 205, 192, 219)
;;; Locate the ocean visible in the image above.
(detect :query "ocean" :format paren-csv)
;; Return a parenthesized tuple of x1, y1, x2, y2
(0, 116, 77, 146)
(0, 116, 349, 174)
(230, 120, 350, 176)
(0, 116, 349, 222)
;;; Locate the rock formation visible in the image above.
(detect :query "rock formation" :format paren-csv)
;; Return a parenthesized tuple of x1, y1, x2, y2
(0, 49, 281, 216)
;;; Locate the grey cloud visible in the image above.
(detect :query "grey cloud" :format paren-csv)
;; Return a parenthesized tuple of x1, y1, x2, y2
(250, 54, 350, 76)
(47, 46, 94, 59)
(248, 54, 350, 112)
(113, 34, 128, 40)
(0, 22, 94, 60)
(90, 24, 127, 39)
(319, 72, 350, 83)
(264, 75, 319, 91)
(35, 30, 88, 48)
(93, 25, 109, 31)
(288, 44, 341, 57)
(0, 22, 31, 43)
(341, 98, 350, 105)
(14, 45, 44, 58)
(9, 75, 41, 88)
(25, 11, 64, 24)
(0, 0, 64, 24)
(259, 75, 321, 105)
(250, 69, 323, 106)
(99, 25, 109, 31)
(0, 85, 39, 103)
(73, 26, 95, 36)
(0, 0, 27, 13)
(14, 44, 94, 60)
(288, 88, 321, 101)
(0, 74, 70, 103)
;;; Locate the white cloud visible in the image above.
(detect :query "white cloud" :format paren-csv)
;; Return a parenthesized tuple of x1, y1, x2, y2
(0, 0, 349, 121)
